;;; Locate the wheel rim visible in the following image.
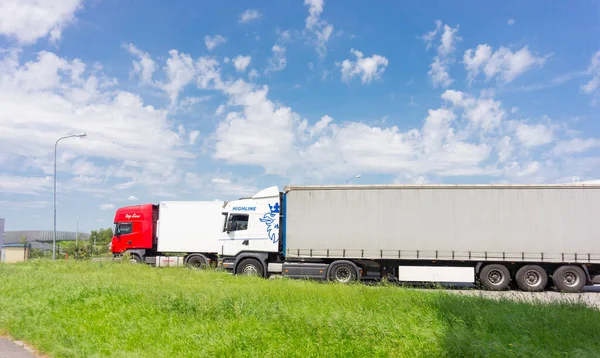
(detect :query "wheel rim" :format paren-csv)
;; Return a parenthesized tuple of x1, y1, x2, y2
(242, 264, 258, 275)
(189, 259, 204, 269)
(335, 267, 352, 283)
(487, 269, 505, 286)
(562, 270, 580, 287)
(524, 269, 542, 286)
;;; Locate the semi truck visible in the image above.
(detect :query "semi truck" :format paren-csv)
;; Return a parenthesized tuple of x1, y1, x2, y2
(111, 200, 225, 267)
(217, 184, 600, 293)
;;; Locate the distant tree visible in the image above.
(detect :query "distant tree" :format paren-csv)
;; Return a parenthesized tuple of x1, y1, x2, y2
(30, 248, 48, 259)
(88, 227, 114, 256)
(89, 227, 114, 246)
(19, 236, 27, 244)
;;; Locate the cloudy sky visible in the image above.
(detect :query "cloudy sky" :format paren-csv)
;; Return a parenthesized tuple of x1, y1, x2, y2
(0, 0, 599, 231)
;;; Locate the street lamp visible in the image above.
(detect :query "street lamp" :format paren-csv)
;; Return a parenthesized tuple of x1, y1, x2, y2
(345, 174, 361, 184)
(53, 133, 86, 261)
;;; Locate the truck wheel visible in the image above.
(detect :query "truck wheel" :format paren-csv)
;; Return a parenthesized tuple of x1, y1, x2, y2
(479, 264, 510, 290)
(515, 265, 547, 292)
(236, 258, 264, 277)
(553, 265, 586, 293)
(186, 255, 207, 270)
(328, 262, 358, 284)
(129, 254, 142, 264)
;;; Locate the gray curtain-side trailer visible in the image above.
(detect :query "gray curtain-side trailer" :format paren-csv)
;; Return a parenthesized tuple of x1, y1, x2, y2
(276, 184, 600, 292)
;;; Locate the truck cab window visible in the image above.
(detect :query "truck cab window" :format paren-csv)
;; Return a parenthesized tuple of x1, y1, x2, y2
(228, 214, 249, 232)
(117, 223, 133, 235)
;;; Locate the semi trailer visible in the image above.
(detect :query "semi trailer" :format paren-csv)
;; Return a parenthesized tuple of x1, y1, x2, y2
(111, 200, 225, 267)
(218, 184, 600, 293)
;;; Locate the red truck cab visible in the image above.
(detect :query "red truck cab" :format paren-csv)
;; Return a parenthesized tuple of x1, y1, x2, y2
(111, 204, 158, 256)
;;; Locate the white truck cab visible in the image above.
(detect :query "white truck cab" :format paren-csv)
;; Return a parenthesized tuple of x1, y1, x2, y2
(218, 186, 282, 275)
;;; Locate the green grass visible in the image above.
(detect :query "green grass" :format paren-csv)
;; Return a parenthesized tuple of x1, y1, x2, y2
(1, 261, 599, 357)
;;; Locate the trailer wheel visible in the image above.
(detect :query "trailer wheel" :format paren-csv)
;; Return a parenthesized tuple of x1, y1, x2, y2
(236, 258, 264, 277)
(515, 265, 547, 292)
(186, 255, 207, 270)
(479, 264, 510, 290)
(553, 265, 586, 293)
(328, 262, 358, 284)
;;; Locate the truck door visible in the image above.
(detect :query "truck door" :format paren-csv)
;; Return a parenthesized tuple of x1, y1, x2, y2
(219, 213, 252, 255)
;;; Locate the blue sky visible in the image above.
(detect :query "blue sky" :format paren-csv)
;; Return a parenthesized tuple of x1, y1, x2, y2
(1, 0, 599, 232)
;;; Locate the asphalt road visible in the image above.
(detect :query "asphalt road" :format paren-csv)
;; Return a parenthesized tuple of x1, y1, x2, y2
(438, 284, 600, 309)
(0, 338, 37, 358)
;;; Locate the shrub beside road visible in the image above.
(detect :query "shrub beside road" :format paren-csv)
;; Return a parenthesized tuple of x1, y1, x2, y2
(1, 261, 599, 357)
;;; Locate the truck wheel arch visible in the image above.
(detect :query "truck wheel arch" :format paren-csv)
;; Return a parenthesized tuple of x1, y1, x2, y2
(233, 252, 270, 277)
(326, 260, 361, 282)
(185, 253, 210, 269)
(124, 249, 146, 263)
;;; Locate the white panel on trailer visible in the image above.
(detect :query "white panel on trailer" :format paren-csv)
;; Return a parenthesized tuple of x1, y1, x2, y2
(157, 201, 225, 253)
(397, 266, 475, 283)
(284, 185, 600, 263)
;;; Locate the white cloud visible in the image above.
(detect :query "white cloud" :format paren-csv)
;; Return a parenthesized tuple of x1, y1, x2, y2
(515, 122, 553, 147)
(581, 51, 600, 95)
(421, 20, 442, 50)
(464, 44, 547, 84)
(127, 195, 138, 201)
(214, 81, 301, 174)
(265, 45, 287, 74)
(0, 0, 83, 44)
(124, 43, 156, 85)
(304, 0, 334, 58)
(189, 130, 200, 145)
(422, 20, 461, 88)
(99, 204, 115, 211)
(553, 138, 600, 155)
(0, 49, 195, 198)
(157, 50, 197, 105)
(498, 136, 513, 162)
(174, 96, 211, 112)
(204, 35, 227, 51)
(339, 49, 389, 84)
(428, 57, 453, 88)
(0, 175, 52, 195)
(439, 24, 461, 56)
(233, 55, 251, 72)
(248, 69, 260, 80)
(309, 115, 333, 137)
(508, 18, 516, 25)
(442, 90, 506, 131)
(239, 9, 261, 24)
(215, 104, 226, 115)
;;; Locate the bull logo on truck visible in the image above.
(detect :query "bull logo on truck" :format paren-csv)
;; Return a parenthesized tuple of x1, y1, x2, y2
(260, 203, 280, 243)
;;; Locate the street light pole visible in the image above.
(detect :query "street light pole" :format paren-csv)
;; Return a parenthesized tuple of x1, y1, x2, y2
(53, 133, 86, 261)
(345, 174, 361, 184)
(76, 216, 79, 259)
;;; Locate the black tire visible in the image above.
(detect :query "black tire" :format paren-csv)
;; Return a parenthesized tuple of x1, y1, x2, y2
(235, 258, 264, 277)
(515, 265, 548, 292)
(553, 265, 586, 293)
(129, 254, 142, 264)
(328, 262, 358, 284)
(479, 264, 511, 291)
(186, 255, 207, 270)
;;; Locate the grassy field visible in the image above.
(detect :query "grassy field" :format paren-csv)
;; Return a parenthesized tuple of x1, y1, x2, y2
(1, 261, 600, 357)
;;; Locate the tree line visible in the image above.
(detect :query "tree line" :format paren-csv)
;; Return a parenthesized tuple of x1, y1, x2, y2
(20, 228, 114, 260)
